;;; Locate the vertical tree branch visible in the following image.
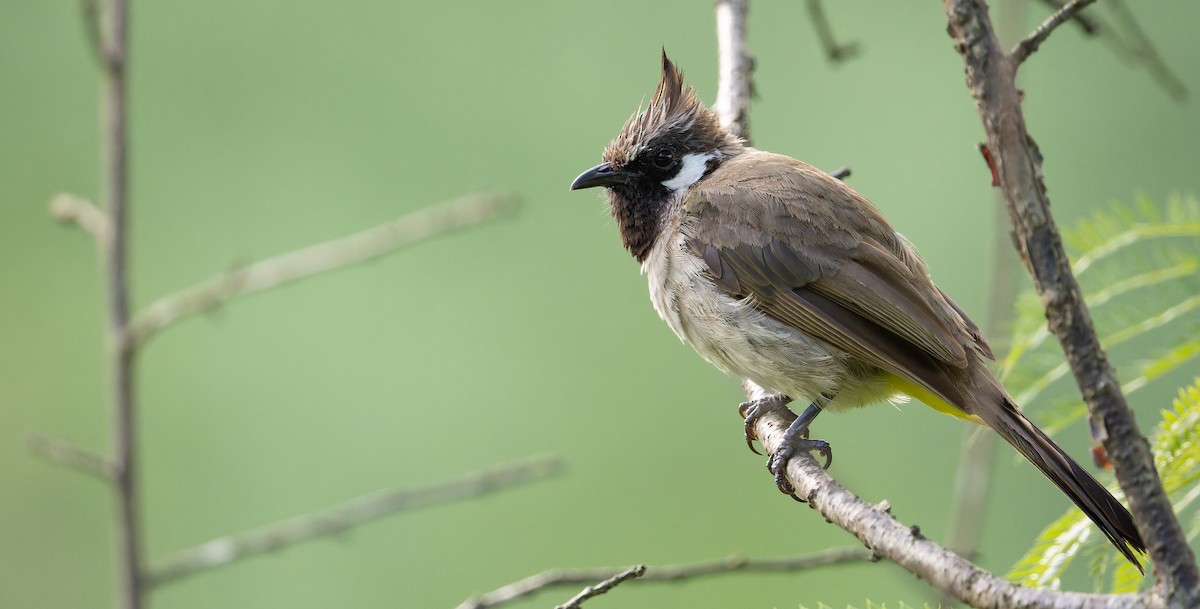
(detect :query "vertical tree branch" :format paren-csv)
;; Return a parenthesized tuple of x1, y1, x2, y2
(99, 0, 142, 607)
(943, 0, 1199, 603)
(715, 0, 753, 144)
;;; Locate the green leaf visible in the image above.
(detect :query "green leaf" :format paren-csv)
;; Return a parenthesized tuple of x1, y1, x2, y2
(999, 195, 1200, 420)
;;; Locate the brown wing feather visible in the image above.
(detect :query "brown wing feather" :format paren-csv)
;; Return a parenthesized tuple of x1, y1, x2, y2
(716, 244, 969, 409)
(683, 150, 981, 409)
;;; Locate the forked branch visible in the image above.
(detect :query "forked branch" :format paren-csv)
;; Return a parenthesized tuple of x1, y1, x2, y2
(456, 547, 872, 609)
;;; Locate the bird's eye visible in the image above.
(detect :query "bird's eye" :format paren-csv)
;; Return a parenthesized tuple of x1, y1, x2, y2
(653, 149, 676, 169)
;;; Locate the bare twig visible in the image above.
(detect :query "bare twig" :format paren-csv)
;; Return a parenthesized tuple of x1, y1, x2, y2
(1036, 0, 1100, 35)
(1033, 0, 1187, 101)
(28, 432, 115, 481)
(715, 0, 753, 143)
(94, 0, 142, 608)
(455, 548, 872, 609)
(145, 455, 561, 587)
(745, 405, 1158, 609)
(1107, 0, 1189, 101)
(128, 193, 514, 345)
(49, 193, 110, 243)
(1012, 0, 1097, 65)
(78, 0, 102, 65)
(554, 565, 645, 609)
(944, 0, 1199, 603)
(804, 0, 859, 62)
(828, 166, 851, 181)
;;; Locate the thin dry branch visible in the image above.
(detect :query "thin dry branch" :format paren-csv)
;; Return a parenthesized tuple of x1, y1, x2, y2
(715, 0, 753, 143)
(28, 432, 115, 481)
(745, 405, 1159, 609)
(77, 0, 102, 66)
(1034, 0, 1187, 101)
(1107, 0, 1189, 101)
(455, 548, 872, 609)
(144, 455, 561, 587)
(49, 193, 110, 243)
(1012, 0, 1097, 65)
(805, 0, 859, 62)
(1036, 0, 1100, 35)
(944, 0, 1199, 602)
(128, 193, 514, 345)
(554, 565, 645, 609)
(96, 0, 141, 607)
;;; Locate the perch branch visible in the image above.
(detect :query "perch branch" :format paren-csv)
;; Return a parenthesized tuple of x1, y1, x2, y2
(28, 432, 115, 481)
(944, 0, 1199, 601)
(128, 193, 514, 345)
(554, 565, 645, 609)
(455, 547, 872, 609)
(1011, 0, 1097, 65)
(745, 406, 1158, 609)
(145, 455, 561, 587)
(49, 193, 110, 243)
(715, 0, 753, 143)
(804, 0, 859, 62)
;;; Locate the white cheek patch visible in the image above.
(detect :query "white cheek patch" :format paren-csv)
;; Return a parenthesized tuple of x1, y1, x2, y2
(662, 152, 716, 192)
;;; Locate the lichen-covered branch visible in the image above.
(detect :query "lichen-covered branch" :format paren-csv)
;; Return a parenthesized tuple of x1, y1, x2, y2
(746, 405, 1158, 609)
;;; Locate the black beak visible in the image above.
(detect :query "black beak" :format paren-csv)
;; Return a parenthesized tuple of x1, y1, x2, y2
(570, 162, 635, 190)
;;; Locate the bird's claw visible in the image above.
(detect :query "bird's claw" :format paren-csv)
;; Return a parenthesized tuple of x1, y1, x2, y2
(739, 394, 792, 456)
(767, 438, 833, 498)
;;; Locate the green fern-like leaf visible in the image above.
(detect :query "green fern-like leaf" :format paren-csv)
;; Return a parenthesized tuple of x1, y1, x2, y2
(999, 194, 1200, 419)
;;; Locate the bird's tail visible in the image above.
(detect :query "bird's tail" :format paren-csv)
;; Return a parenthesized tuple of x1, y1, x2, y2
(978, 381, 1146, 571)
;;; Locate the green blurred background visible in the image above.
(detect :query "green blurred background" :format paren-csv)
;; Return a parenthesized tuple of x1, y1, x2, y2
(3, 1, 1198, 607)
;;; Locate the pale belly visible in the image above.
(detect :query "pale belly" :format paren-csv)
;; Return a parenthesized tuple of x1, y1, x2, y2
(642, 232, 900, 411)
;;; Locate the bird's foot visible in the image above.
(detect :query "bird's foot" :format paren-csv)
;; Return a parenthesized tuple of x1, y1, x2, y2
(768, 430, 832, 498)
(742, 398, 831, 499)
(738, 394, 792, 455)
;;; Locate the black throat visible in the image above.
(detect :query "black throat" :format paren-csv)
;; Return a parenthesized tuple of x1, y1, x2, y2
(607, 183, 672, 264)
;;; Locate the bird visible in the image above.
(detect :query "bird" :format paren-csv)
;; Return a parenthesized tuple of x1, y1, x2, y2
(569, 50, 1145, 569)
